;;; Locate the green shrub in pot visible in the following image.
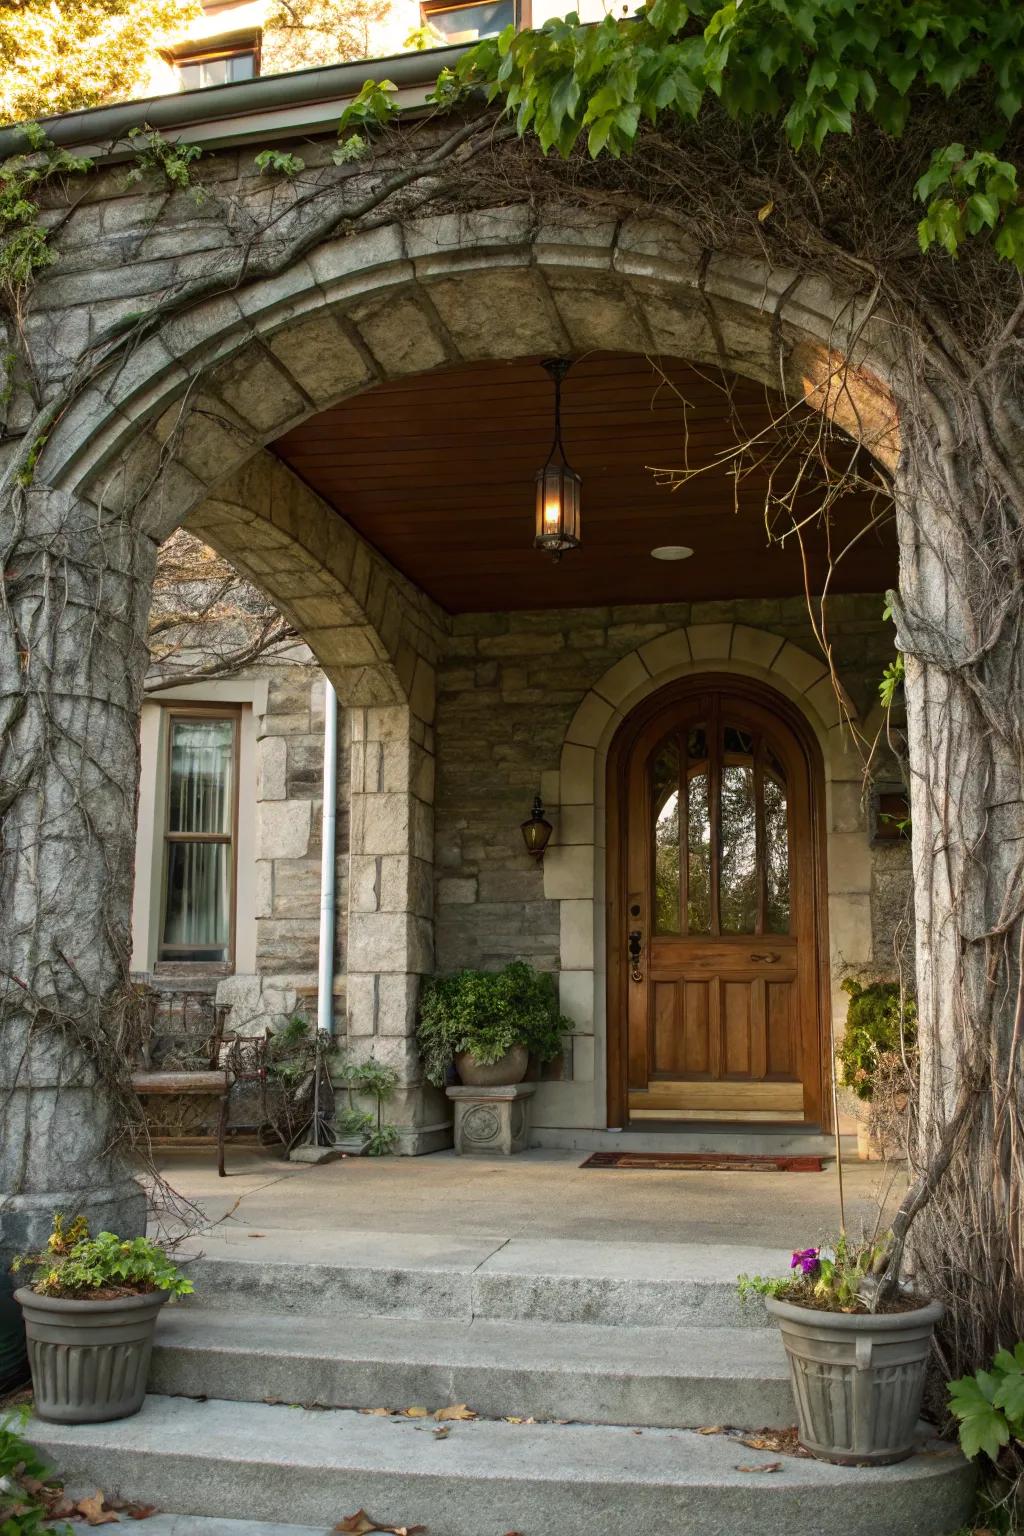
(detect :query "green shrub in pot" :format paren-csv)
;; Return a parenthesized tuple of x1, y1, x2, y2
(12, 1212, 192, 1425)
(417, 961, 570, 1088)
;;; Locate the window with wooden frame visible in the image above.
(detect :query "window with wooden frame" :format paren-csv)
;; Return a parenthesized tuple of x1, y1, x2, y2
(420, 0, 522, 44)
(175, 44, 259, 91)
(158, 708, 240, 969)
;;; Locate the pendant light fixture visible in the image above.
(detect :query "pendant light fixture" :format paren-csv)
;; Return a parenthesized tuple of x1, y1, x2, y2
(534, 358, 581, 558)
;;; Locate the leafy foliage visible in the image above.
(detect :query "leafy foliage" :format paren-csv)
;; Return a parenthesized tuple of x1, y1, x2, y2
(11, 1211, 193, 1300)
(0, 124, 92, 304)
(254, 148, 307, 178)
(950, 1343, 1024, 1463)
(126, 126, 203, 197)
(738, 1233, 892, 1313)
(0, 0, 198, 126)
(336, 1053, 399, 1155)
(334, 79, 398, 163)
(0, 1407, 69, 1536)
(838, 977, 917, 1103)
(417, 960, 570, 1088)
(441, 0, 1024, 266)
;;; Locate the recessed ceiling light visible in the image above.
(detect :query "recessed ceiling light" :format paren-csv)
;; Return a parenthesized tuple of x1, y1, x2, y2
(650, 545, 694, 561)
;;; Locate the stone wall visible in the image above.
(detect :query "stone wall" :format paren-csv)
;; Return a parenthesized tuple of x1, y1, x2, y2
(435, 593, 902, 974)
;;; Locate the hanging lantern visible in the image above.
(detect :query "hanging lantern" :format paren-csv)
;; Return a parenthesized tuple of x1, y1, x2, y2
(520, 795, 553, 860)
(534, 358, 581, 557)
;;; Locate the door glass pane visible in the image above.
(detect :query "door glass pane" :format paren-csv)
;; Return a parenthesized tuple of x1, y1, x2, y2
(652, 739, 680, 935)
(764, 750, 790, 934)
(162, 842, 230, 961)
(720, 726, 757, 934)
(168, 719, 233, 834)
(686, 726, 711, 934)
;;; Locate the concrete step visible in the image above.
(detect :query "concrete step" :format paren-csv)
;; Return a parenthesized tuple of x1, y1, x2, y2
(150, 1307, 794, 1428)
(31, 1394, 973, 1536)
(179, 1231, 786, 1328)
(107, 1522, 330, 1536)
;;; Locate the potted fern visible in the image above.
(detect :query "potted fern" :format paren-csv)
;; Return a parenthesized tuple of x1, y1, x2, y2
(417, 961, 570, 1088)
(13, 1212, 192, 1424)
(739, 1233, 942, 1465)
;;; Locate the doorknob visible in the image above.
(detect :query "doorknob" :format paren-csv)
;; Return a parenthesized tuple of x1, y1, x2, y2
(749, 952, 781, 964)
(628, 930, 644, 983)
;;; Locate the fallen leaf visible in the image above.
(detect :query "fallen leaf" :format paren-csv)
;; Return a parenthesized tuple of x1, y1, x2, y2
(402, 1406, 429, 1418)
(432, 1426, 450, 1440)
(247, 1232, 266, 1238)
(757, 199, 774, 222)
(697, 1425, 725, 1435)
(123, 1504, 159, 1519)
(504, 1416, 524, 1424)
(76, 1490, 121, 1524)
(359, 1407, 392, 1417)
(433, 1404, 476, 1422)
(735, 1461, 783, 1474)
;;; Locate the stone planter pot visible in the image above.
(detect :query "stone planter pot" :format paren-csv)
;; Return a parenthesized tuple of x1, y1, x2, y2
(455, 1045, 529, 1087)
(766, 1295, 943, 1465)
(16, 1286, 169, 1424)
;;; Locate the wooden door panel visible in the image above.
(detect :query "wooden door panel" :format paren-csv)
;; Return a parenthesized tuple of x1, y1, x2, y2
(616, 679, 827, 1128)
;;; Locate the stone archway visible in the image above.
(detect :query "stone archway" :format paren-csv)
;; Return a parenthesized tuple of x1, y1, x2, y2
(540, 623, 867, 1131)
(2, 190, 904, 1243)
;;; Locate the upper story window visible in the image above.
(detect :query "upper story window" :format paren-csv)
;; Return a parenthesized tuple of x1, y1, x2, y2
(176, 47, 258, 91)
(159, 710, 239, 968)
(420, 0, 518, 44)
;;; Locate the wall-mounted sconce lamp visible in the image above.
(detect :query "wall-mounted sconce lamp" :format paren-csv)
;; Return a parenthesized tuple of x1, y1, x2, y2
(520, 794, 553, 861)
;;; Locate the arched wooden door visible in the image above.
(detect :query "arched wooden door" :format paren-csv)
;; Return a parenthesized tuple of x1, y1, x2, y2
(607, 677, 829, 1129)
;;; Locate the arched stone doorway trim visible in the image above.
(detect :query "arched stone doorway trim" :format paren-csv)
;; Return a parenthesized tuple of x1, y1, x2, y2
(35, 206, 901, 518)
(541, 624, 870, 1131)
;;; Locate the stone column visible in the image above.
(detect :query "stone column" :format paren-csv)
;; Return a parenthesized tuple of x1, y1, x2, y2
(346, 698, 449, 1153)
(0, 489, 149, 1275)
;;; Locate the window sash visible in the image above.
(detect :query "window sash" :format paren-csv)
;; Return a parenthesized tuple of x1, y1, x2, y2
(158, 709, 239, 968)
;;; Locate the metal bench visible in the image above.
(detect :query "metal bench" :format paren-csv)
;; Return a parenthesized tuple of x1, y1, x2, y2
(131, 990, 233, 1177)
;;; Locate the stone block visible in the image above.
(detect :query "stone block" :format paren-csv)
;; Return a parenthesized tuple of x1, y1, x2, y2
(572, 1034, 596, 1083)
(593, 652, 650, 708)
(258, 800, 312, 860)
(829, 892, 873, 965)
(359, 793, 411, 856)
(828, 832, 873, 894)
(447, 1083, 536, 1156)
(266, 312, 373, 405)
(829, 780, 868, 834)
(687, 623, 734, 662)
(804, 674, 844, 729)
(426, 269, 566, 360)
(478, 632, 565, 657)
(543, 844, 595, 901)
(559, 742, 596, 806)
(557, 805, 595, 846)
(772, 641, 828, 694)
(546, 274, 647, 352)
(349, 293, 448, 377)
(540, 770, 561, 807)
(437, 877, 478, 905)
(375, 972, 421, 1037)
(271, 857, 322, 915)
(560, 900, 595, 970)
(565, 692, 615, 749)
(638, 629, 691, 678)
(209, 345, 308, 437)
(559, 970, 594, 1030)
(257, 736, 288, 801)
(731, 625, 784, 670)
(410, 657, 436, 725)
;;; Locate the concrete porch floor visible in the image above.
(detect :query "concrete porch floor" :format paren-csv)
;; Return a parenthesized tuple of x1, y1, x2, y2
(152, 1146, 903, 1250)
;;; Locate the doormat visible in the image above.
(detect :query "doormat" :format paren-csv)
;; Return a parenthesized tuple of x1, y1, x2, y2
(580, 1151, 825, 1172)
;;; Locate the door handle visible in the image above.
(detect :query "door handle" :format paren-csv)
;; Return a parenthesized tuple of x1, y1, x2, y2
(628, 930, 644, 983)
(749, 952, 781, 964)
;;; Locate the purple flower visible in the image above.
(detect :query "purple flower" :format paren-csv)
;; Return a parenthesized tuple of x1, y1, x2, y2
(791, 1247, 820, 1276)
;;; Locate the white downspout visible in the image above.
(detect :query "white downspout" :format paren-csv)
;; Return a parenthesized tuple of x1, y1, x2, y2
(317, 679, 338, 1037)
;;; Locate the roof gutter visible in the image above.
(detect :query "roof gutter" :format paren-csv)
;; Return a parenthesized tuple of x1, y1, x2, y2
(0, 43, 471, 162)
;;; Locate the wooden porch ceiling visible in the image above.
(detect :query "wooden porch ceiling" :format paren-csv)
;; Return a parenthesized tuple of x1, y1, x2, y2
(271, 353, 897, 615)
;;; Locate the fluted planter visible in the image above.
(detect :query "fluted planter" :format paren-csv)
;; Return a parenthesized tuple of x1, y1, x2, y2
(16, 1287, 168, 1424)
(766, 1295, 943, 1465)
